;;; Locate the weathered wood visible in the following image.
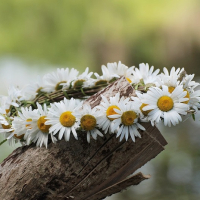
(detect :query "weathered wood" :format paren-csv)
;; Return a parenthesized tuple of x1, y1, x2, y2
(85, 173, 150, 200)
(85, 130, 164, 197)
(0, 77, 167, 200)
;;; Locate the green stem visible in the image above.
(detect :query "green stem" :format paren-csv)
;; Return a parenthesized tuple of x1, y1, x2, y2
(36, 83, 108, 104)
(0, 139, 7, 146)
(10, 83, 109, 117)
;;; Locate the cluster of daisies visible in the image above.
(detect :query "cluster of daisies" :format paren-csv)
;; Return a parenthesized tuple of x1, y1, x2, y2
(0, 61, 200, 148)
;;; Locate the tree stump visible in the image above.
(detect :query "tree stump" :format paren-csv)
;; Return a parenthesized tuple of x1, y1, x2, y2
(0, 77, 167, 200)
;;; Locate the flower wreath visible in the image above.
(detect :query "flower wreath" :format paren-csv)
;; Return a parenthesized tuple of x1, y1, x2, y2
(0, 61, 199, 148)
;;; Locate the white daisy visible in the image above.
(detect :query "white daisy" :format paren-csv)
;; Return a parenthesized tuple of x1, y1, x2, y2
(22, 76, 45, 100)
(46, 98, 82, 141)
(94, 61, 134, 85)
(0, 117, 14, 135)
(181, 74, 198, 90)
(74, 104, 103, 143)
(0, 115, 21, 146)
(159, 67, 184, 88)
(1, 121, 27, 146)
(96, 93, 129, 134)
(132, 63, 161, 87)
(187, 89, 200, 111)
(0, 121, 12, 131)
(64, 67, 95, 89)
(24, 103, 57, 148)
(0, 101, 14, 138)
(108, 61, 134, 83)
(108, 100, 145, 142)
(142, 85, 189, 127)
(7, 86, 23, 107)
(0, 114, 10, 128)
(2, 132, 18, 146)
(163, 72, 200, 111)
(131, 92, 150, 122)
(180, 74, 200, 111)
(12, 106, 37, 145)
(94, 64, 116, 86)
(159, 69, 188, 103)
(42, 68, 79, 93)
(0, 96, 10, 115)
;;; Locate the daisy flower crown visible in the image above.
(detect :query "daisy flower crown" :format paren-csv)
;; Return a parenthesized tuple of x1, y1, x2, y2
(0, 62, 199, 148)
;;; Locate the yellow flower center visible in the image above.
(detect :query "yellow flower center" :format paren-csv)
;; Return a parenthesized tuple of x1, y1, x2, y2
(14, 134, 24, 140)
(121, 111, 137, 126)
(183, 89, 190, 104)
(2, 123, 13, 133)
(168, 87, 190, 104)
(157, 96, 174, 112)
(5, 109, 10, 114)
(36, 87, 43, 94)
(37, 116, 51, 133)
(126, 77, 132, 83)
(55, 81, 67, 90)
(168, 86, 175, 93)
(106, 105, 120, 121)
(81, 114, 96, 131)
(2, 124, 11, 129)
(60, 111, 76, 127)
(2, 122, 25, 140)
(140, 103, 151, 116)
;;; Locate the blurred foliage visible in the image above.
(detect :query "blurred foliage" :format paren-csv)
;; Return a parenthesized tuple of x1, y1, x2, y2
(0, 0, 200, 200)
(0, 0, 200, 74)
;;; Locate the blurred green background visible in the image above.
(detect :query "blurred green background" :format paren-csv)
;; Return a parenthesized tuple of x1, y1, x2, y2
(0, 1, 200, 199)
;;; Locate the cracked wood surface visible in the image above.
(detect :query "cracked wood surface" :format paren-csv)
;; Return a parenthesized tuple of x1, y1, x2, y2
(0, 77, 167, 200)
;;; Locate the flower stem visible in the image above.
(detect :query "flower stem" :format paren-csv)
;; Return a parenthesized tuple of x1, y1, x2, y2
(0, 139, 7, 146)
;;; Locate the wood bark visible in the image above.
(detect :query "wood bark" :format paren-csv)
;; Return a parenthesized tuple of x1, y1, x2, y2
(0, 77, 167, 200)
